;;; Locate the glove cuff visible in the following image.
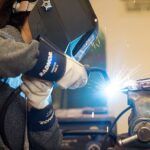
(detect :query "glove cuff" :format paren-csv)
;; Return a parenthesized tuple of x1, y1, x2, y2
(27, 104, 55, 132)
(26, 37, 66, 82)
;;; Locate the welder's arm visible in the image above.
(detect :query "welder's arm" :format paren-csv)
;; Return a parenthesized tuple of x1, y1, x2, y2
(28, 118, 62, 150)
(0, 36, 87, 89)
(26, 37, 88, 89)
(21, 77, 62, 150)
(0, 37, 39, 77)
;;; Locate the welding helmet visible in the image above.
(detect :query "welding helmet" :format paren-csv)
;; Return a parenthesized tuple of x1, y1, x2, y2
(13, 0, 98, 61)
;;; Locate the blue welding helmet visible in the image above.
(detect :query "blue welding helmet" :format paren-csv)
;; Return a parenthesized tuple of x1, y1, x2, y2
(28, 0, 98, 61)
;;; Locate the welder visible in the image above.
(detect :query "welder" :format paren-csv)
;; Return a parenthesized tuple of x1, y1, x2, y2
(0, 0, 98, 149)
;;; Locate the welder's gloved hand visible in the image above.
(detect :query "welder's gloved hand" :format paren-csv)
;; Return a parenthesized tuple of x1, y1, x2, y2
(57, 56, 88, 89)
(21, 76, 53, 109)
(26, 37, 88, 89)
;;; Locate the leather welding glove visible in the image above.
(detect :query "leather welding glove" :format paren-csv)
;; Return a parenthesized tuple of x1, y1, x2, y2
(57, 55, 88, 89)
(21, 76, 53, 109)
(26, 37, 88, 89)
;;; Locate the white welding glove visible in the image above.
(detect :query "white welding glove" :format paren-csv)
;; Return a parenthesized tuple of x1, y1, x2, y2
(57, 56, 88, 89)
(21, 76, 53, 109)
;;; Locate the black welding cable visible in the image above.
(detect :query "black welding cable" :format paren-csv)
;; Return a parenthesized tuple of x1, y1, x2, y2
(101, 106, 132, 150)
(0, 87, 21, 150)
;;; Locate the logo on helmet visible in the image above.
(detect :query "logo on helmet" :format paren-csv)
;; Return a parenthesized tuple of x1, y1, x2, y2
(42, 0, 52, 11)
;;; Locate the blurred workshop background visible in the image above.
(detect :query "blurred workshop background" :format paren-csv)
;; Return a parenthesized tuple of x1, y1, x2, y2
(53, 0, 150, 134)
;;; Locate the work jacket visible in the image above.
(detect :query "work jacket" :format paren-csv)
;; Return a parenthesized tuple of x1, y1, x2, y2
(0, 25, 62, 150)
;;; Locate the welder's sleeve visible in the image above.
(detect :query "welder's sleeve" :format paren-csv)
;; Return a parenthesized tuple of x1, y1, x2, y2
(0, 37, 39, 77)
(21, 76, 62, 149)
(27, 104, 62, 150)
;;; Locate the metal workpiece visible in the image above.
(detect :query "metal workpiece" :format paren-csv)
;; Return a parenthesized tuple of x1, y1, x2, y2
(136, 78, 150, 90)
(121, 78, 150, 93)
(128, 78, 150, 91)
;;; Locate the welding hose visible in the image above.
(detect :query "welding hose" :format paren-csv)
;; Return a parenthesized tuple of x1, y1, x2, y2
(101, 106, 132, 150)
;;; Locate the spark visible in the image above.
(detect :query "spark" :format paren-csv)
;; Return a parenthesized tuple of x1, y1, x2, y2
(85, 64, 142, 100)
(103, 65, 141, 98)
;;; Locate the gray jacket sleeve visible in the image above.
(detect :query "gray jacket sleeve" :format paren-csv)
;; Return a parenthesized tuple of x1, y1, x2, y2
(0, 26, 62, 149)
(28, 119, 62, 150)
(27, 104, 62, 150)
(0, 37, 39, 77)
